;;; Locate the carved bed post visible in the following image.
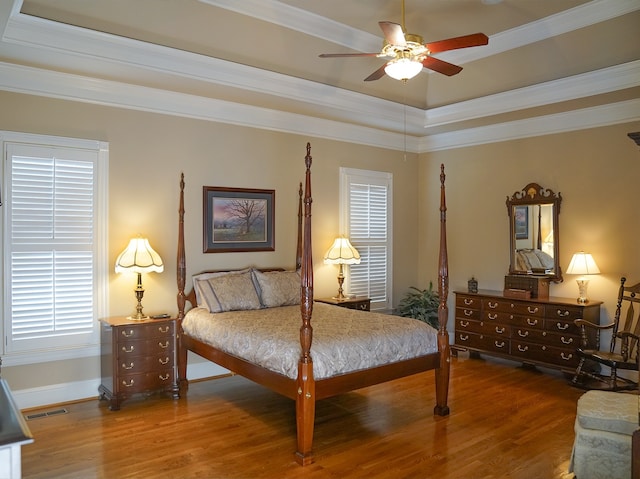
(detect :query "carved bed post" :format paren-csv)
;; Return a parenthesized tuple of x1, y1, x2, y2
(434, 164, 451, 416)
(295, 143, 316, 465)
(176, 173, 189, 392)
(296, 182, 303, 271)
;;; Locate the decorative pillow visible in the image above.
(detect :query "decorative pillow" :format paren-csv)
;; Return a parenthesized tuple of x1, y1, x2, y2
(253, 270, 300, 308)
(198, 271, 261, 313)
(193, 269, 251, 309)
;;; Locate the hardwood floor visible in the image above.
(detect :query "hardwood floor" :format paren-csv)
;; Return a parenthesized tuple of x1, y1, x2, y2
(21, 355, 584, 479)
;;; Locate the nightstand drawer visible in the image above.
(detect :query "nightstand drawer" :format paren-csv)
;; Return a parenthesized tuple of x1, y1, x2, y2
(117, 322, 174, 340)
(118, 353, 173, 374)
(117, 338, 174, 358)
(117, 369, 175, 394)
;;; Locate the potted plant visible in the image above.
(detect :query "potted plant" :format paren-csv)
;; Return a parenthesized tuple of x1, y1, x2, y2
(396, 282, 440, 329)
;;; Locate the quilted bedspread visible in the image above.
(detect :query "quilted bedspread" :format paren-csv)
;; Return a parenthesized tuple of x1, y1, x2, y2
(181, 302, 438, 380)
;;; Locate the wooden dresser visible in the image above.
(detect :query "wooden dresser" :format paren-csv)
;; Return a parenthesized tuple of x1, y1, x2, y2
(453, 290, 601, 372)
(99, 316, 179, 410)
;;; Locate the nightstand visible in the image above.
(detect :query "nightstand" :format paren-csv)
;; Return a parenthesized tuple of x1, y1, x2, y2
(316, 297, 371, 311)
(99, 316, 179, 410)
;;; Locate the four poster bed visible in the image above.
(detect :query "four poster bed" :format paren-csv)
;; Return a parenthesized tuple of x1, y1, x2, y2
(176, 143, 451, 465)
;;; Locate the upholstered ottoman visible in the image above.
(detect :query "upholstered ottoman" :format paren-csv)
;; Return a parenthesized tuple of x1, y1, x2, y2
(569, 390, 639, 479)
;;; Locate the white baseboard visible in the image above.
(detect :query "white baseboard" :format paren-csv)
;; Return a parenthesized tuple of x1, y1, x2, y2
(14, 360, 229, 411)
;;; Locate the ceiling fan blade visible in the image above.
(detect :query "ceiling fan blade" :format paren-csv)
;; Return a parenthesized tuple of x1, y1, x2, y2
(319, 52, 381, 58)
(364, 64, 388, 82)
(425, 33, 489, 54)
(422, 56, 463, 76)
(379, 21, 406, 46)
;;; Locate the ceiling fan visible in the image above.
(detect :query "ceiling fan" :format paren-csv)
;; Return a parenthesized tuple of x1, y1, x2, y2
(319, 0, 488, 82)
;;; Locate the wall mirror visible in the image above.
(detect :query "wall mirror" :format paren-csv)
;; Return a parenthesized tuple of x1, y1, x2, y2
(506, 183, 563, 282)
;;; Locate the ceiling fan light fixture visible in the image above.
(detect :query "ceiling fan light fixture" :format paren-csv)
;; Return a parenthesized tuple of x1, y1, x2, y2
(384, 57, 423, 81)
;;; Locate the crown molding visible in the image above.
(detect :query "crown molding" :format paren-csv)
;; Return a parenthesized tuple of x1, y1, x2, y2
(424, 60, 640, 128)
(421, 98, 640, 152)
(1, 61, 637, 155)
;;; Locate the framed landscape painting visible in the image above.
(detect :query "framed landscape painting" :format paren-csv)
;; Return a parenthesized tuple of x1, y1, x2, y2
(203, 186, 275, 253)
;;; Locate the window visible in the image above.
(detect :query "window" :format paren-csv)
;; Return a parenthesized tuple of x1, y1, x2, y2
(340, 168, 392, 311)
(1, 132, 108, 366)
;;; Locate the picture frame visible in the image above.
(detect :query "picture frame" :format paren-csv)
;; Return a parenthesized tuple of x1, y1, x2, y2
(514, 205, 529, 240)
(203, 186, 275, 253)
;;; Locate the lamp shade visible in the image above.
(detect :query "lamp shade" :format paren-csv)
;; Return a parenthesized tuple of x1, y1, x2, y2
(323, 237, 361, 265)
(566, 251, 600, 275)
(384, 58, 423, 81)
(115, 237, 164, 274)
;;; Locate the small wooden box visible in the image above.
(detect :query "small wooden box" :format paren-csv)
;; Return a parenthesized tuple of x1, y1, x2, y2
(503, 288, 532, 299)
(504, 274, 550, 299)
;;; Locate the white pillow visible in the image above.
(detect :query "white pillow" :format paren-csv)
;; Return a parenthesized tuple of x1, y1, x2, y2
(253, 270, 300, 308)
(193, 268, 251, 309)
(197, 271, 261, 313)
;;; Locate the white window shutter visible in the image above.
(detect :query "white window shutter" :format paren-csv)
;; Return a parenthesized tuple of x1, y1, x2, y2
(340, 169, 392, 310)
(3, 137, 105, 357)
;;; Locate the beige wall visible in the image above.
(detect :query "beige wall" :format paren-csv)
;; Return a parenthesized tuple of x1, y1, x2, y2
(0, 91, 419, 391)
(2, 89, 638, 394)
(419, 121, 640, 333)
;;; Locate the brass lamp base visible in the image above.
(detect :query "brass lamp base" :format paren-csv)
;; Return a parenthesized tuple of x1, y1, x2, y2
(128, 273, 149, 320)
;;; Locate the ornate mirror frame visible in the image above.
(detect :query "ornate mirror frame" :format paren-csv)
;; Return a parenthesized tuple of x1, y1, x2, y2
(506, 183, 563, 283)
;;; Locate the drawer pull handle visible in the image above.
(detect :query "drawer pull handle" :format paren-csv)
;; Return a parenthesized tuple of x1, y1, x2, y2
(526, 318, 538, 326)
(159, 326, 170, 333)
(488, 313, 498, 320)
(527, 306, 539, 314)
(488, 301, 498, 309)
(121, 329, 134, 338)
(495, 326, 505, 334)
(459, 334, 469, 341)
(122, 379, 134, 388)
(122, 345, 134, 353)
(561, 352, 573, 360)
(159, 374, 170, 381)
(464, 309, 473, 316)
(460, 320, 470, 327)
(122, 362, 134, 370)
(464, 298, 473, 305)
(561, 336, 573, 344)
(556, 309, 570, 317)
(159, 357, 170, 365)
(158, 341, 170, 349)
(556, 322, 569, 331)
(494, 340, 506, 348)
(518, 345, 528, 352)
(518, 330, 529, 337)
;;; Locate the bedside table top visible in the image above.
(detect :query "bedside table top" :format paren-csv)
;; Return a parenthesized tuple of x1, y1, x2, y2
(315, 297, 369, 306)
(100, 316, 176, 327)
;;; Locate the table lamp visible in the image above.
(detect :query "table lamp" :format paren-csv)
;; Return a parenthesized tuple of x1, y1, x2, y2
(115, 237, 164, 319)
(566, 251, 600, 304)
(323, 237, 360, 300)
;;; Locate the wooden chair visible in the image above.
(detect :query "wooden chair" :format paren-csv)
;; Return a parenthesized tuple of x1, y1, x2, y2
(572, 277, 640, 391)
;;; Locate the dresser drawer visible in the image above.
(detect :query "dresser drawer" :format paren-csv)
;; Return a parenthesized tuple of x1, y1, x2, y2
(455, 318, 485, 334)
(544, 318, 580, 336)
(456, 295, 481, 309)
(510, 340, 579, 368)
(455, 331, 510, 354)
(483, 298, 545, 317)
(545, 305, 585, 321)
(456, 307, 481, 320)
